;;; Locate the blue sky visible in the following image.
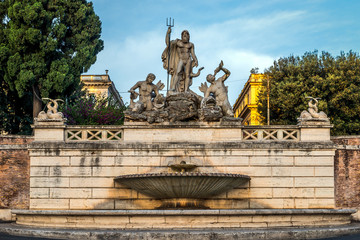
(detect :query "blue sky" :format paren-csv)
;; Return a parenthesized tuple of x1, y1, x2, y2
(87, 0, 360, 105)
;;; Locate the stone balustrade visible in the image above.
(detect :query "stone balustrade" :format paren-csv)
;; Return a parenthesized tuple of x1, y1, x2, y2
(35, 122, 332, 143)
(65, 126, 123, 142)
(242, 126, 300, 141)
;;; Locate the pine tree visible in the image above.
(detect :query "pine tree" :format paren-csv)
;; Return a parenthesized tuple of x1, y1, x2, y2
(0, 0, 103, 134)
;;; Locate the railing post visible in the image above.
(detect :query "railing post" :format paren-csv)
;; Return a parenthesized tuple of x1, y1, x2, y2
(82, 130, 87, 140)
(102, 130, 107, 140)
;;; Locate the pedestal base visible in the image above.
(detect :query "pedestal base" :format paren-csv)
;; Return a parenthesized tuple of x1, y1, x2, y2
(13, 209, 355, 229)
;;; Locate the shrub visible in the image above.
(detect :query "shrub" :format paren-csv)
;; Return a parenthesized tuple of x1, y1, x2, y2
(61, 95, 125, 125)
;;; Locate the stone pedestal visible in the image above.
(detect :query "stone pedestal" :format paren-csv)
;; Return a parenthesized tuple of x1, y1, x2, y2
(32, 118, 66, 141)
(298, 118, 332, 142)
(13, 209, 355, 229)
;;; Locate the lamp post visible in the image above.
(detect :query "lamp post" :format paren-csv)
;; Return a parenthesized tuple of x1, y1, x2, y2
(267, 76, 270, 125)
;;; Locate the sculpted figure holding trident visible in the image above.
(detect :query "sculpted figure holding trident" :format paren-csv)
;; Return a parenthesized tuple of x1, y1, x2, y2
(162, 27, 199, 93)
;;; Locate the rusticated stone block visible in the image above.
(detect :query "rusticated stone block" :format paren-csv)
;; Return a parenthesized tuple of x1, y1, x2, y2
(272, 167, 314, 177)
(294, 177, 333, 187)
(272, 188, 315, 198)
(31, 156, 70, 166)
(50, 188, 92, 199)
(71, 156, 115, 166)
(250, 177, 293, 188)
(70, 177, 114, 188)
(30, 199, 69, 209)
(30, 188, 49, 199)
(30, 177, 69, 188)
(295, 199, 334, 208)
(70, 199, 115, 209)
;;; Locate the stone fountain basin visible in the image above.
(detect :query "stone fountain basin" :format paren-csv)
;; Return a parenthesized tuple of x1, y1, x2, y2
(114, 172, 250, 199)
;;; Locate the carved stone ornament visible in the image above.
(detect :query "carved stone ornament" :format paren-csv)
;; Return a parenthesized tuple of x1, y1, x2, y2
(298, 97, 330, 125)
(36, 98, 65, 121)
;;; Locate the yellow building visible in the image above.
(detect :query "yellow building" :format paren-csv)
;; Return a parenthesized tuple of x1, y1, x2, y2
(80, 71, 124, 107)
(233, 73, 264, 125)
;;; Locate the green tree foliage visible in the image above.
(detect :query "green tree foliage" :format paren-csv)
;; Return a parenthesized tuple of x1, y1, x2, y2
(0, 0, 103, 134)
(258, 51, 360, 136)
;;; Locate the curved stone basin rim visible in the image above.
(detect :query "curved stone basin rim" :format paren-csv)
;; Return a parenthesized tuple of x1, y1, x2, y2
(114, 172, 251, 200)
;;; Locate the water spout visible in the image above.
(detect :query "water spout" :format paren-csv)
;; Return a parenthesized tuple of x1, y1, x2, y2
(169, 161, 197, 173)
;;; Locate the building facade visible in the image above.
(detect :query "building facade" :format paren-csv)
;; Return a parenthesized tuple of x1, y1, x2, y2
(233, 73, 264, 125)
(80, 71, 124, 107)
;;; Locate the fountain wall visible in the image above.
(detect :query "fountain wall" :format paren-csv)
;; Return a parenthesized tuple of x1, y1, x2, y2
(12, 120, 356, 228)
(27, 121, 335, 210)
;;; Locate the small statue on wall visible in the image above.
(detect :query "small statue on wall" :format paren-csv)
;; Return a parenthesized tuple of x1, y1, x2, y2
(37, 98, 64, 120)
(300, 97, 328, 119)
(199, 61, 234, 117)
(298, 97, 329, 124)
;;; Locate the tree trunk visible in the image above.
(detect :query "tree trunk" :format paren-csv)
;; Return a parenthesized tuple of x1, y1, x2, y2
(32, 85, 42, 119)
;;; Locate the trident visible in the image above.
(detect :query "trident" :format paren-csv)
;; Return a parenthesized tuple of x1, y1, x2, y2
(166, 17, 174, 95)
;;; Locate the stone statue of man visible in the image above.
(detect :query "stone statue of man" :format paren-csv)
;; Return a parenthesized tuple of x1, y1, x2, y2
(204, 61, 233, 116)
(129, 73, 160, 111)
(162, 27, 198, 93)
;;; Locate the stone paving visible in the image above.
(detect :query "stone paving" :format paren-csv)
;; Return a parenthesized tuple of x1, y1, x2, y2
(2, 222, 360, 240)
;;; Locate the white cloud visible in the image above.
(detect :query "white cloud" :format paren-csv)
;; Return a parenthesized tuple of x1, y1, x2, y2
(88, 10, 306, 105)
(193, 49, 274, 104)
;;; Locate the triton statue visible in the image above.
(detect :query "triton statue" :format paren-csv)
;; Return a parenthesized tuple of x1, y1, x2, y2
(200, 61, 233, 117)
(128, 73, 165, 112)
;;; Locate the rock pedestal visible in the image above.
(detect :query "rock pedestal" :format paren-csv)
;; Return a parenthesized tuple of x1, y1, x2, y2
(166, 92, 200, 122)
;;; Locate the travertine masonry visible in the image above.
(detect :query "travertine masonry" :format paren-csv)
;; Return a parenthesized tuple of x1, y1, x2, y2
(13, 209, 354, 229)
(28, 122, 336, 210)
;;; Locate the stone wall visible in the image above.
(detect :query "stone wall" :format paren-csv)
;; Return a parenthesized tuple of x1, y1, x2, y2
(332, 136, 360, 208)
(2, 130, 360, 212)
(28, 122, 337, 210)
(0, 135, 33, 209)
(29, 141, 336, 210)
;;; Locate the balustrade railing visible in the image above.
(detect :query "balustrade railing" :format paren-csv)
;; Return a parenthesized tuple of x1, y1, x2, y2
(65, 125, 300, 142)
(242, 127, 300, 141)
(65, 126, 123, 142)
